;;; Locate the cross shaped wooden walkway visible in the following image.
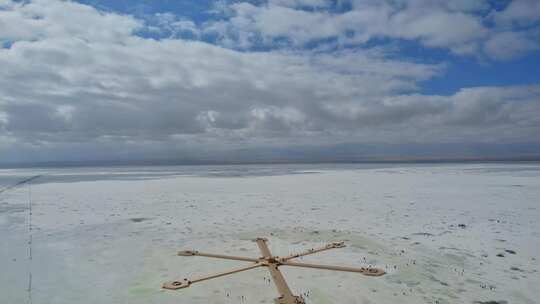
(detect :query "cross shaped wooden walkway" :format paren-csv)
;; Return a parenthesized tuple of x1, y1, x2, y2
(163, 237, 385, 303)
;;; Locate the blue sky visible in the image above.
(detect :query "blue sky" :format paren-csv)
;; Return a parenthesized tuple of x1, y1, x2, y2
(0, 0, 539, 163)
(416, 46, 540, 95)
(73, 0, 540, 95)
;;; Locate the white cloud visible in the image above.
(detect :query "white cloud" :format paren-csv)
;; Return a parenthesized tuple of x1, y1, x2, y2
(0, 0, 140, 43)
(0, 1, 441, 142)
(204, 1, 489, 50)
(483, 30, 540, 60)
(269, 0, 332, 9)
(388, 10, 486, 50)
(0, 0, 539, 162)
(150, 12, 201, 38)
(204, 0, 539, 61)
(55, 104, 76, 122)
(491, 0, 540, 27)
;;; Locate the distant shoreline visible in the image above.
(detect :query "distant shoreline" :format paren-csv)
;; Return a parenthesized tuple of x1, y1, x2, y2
(2, 157, 540, 169)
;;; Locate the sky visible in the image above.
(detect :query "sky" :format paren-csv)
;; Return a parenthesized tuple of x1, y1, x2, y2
(0, 0, 540, 164)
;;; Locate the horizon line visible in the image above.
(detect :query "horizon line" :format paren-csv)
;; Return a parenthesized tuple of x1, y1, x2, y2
(2, 155, 540, 169)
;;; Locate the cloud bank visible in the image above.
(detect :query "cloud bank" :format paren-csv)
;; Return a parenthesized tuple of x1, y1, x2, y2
(0, 0, 539, 163)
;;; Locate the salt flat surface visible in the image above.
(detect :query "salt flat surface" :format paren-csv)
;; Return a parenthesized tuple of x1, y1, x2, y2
(1, 163, 539, 304)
